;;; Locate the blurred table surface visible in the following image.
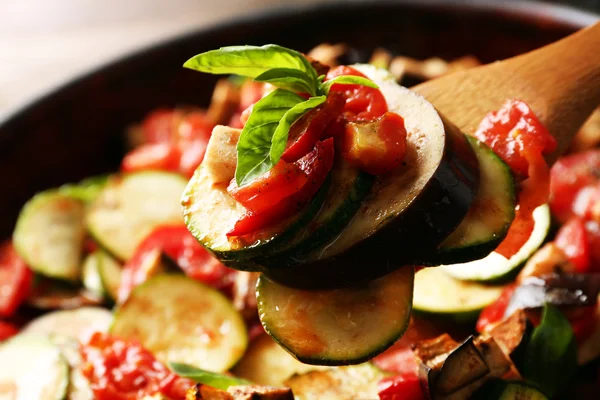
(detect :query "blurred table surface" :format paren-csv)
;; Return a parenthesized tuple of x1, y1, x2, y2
(0, 0, 598, 119)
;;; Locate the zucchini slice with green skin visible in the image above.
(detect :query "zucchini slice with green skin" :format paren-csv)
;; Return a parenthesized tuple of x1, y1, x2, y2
(182, 162, 330, 267)
(13, 191, 86, 281)
(413, 267, 504, 321)
(22, 306, 113, 342)
(85, 172, 187, 260)
(284, 363, 388, 400)
(82, 252, 104, 298)
(97, 250, 122, 302)
(232, 334, 326, 387)
(257, 266, 414, 365)
(51, 335, 94, 400)
(111, 274, 247, 372)
(431, 137, 516, 265)
(441, 204, 551, 283)
(472, 380, 549, 400)
(0, 334, 70, 400)
(257, 160, 374, 269)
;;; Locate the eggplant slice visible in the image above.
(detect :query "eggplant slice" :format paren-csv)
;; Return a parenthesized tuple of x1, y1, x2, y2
(262, 65, 479, 289)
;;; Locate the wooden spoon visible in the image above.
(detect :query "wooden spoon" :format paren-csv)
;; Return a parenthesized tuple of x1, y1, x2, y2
(414, 22, 600, 164)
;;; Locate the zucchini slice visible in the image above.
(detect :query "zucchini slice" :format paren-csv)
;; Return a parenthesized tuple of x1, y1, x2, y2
(82, 252, 104, 298)
(433, 137, 516, 264)
(183, 161, 329, 267)
(111, 274, 247, 372)
(232, 334, 326, 387)
(257, 267, 413, 365)
(13, 191, 86, 281)
(0, 334, 69, 400)
(258, 160, 374, 268)
(441, 204, 551, 283)
(413, 267, 504, 321)
(97, 250, 122, 302)
(284, 363, 388, 400)
(51, 335, 94, 400)
(22, 306, 113, 342)
(85, 172, 187, 260)
(473, 379, 549, 400)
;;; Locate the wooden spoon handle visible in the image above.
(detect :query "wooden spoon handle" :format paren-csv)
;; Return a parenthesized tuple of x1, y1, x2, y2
(503, 22, 600, 160)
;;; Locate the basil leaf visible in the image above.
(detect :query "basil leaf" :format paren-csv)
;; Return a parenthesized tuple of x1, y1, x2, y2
(184, 44, 317, 86)
(254, 68, 317, 96)
(236, 89, 305, 186)
(169, 363, 251, 390)
(321, 75, 379, 93)
(522, 304, 577, 398)
(270, 96, 326, 164)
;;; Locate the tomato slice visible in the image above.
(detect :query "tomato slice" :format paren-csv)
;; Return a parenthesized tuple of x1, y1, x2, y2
(81, 332, 193, 400)
(228, 162, 309, 214)
(119, 225, 233, 302)
(0, 242, 33, 318)
(0, 321, 18, 342)
(341, 112, 407, 175)
(281, 92, 346, 162)
(475, 99, 556, 258)
(228, 138, 335, 237)
(555, 217, 591, 273)
(141, 109, 180, 144)
(121, 143, 181, 174)
(476, 285, 517, 333)
(326, 66, 388, 122)
(378, 373, 425, 400)
(550, 150, 600, 223)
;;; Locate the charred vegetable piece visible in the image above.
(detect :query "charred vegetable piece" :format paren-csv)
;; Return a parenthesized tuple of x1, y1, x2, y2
(504, 272, 600, 317)
(284, 363, 387, 400)
(413, 267, 504, 321)
(260, 65, 478, 289)
(433, 137, 516, 265)
(472, 380, 548, 400)
(485, 309, 533, 371)
(13, 190, 86, 281)
(257, 267, 413, 365)
(186, 383, 294, 400)
(111, 274, 247, 372)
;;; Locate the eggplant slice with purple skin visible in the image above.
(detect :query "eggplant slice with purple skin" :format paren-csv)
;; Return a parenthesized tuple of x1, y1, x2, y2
(259, 65, 479, 289)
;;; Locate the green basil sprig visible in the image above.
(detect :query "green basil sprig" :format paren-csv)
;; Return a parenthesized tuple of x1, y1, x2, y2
(184, 44, 378, 186)
(169, 362, 251, 390)
(522, 304, 577, 398)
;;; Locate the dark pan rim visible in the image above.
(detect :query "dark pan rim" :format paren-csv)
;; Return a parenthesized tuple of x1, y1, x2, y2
(0, 0, 598, 130)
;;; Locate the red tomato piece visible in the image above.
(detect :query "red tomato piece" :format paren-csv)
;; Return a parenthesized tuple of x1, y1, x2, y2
(555, 217, 591, 273)
(341, 112, 407, 175)
(81, 332, 193, 400)
(118, 225, 232, 303)
(584, 221, 600, 271)
(281, 92, 346, 162)
(378, 373, 425, 400)
(550, 150, 600, 223)
(121, 143, 181, 174)
(0, 321, 18, 342)
(475, 100, 556, 258)
(228, 162, 309, 214)
(141, 109, 179, 144)
(476, 285, 517, 333)
(0, 242, 33, 318)
(228, 138, 335, 237)
(326, 66, 388, 122)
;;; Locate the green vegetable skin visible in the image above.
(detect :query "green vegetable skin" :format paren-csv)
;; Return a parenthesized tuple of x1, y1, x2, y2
(169, 363, 251, 390)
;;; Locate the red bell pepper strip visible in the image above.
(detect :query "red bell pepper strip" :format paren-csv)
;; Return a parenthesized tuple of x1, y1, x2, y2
(0, 242, 33, 318)
(378, 372, 426, 400)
